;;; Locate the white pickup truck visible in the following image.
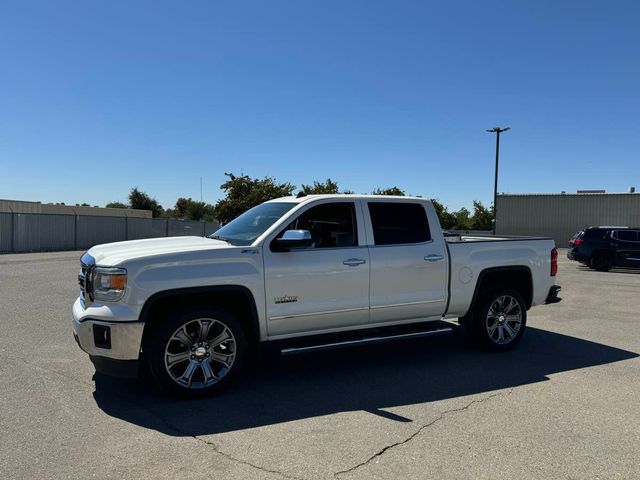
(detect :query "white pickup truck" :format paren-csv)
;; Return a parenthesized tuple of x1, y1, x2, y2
(72, 194, 561, 397)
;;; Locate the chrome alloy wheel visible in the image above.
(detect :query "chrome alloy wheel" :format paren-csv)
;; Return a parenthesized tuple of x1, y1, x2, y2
(164, 318, 237, 389)
(485, 295, 522, 345)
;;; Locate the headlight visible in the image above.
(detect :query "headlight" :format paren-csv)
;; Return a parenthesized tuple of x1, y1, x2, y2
(93, 267, 127, 302)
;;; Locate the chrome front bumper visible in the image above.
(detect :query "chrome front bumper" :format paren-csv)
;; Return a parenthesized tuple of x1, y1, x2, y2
(72, 298, 144, 361)
(73, 318, 144, 360)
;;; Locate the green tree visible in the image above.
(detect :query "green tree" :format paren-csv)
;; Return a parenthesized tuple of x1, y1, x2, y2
(470, 200, 494, 230)
(372, 186, 405, 196)
(106, 201, 127, 209)
(430, 199, 456, 230)
(452, 207, 472, 230)
(128, 187, 163, 217)
(213, 173, 295, 223)
(301, 178, 340, 194)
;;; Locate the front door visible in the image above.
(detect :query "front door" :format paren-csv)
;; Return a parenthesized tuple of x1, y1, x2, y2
(263, 201, 370, 337)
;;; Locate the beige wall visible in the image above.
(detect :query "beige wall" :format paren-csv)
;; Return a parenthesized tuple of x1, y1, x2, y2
(41, 204, 152, 218)
(0, 199, 151, 218)
(496, 193, 640, 246)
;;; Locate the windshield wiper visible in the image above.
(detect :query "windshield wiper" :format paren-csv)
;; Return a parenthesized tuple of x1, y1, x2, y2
(209, 235, 231, 243)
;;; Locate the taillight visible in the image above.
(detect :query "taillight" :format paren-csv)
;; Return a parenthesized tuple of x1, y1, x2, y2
(551, 248, 558, 276)
(571, 238, 583, 246)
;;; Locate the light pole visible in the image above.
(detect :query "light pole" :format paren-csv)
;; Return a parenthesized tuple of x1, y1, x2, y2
(486, 127, 510, 234)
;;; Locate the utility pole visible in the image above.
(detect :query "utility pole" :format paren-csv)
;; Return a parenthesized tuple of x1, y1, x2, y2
(486, 127, 510, 234)
(200, 176, 203, 202)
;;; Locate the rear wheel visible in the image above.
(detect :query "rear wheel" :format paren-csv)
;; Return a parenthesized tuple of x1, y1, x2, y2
(466, 288, 527, 351)
(148, 306, 247, 397)
(591, 253, 613, 272)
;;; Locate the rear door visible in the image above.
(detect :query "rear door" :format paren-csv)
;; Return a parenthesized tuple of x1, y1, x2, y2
(365, 200, 448, 324)
(611, 230, 640, 267)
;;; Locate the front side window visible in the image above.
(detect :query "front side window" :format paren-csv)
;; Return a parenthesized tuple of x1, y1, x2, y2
(368, 202, 431, 245)
(274, 202, 358, 249)
(210, 202, 296, 246)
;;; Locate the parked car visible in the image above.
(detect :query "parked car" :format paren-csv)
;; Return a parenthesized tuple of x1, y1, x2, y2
(568, 226, 640, 271)
(72, 194, 561, 397)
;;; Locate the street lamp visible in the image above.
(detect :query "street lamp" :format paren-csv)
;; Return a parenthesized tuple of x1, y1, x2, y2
(486, 127, 510, 234)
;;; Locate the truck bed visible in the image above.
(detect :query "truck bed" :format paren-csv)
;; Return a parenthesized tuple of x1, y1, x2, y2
(444, 235, 556, 319)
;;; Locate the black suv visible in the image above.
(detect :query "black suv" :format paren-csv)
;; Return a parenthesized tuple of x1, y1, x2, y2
(568, 226, 640, 271)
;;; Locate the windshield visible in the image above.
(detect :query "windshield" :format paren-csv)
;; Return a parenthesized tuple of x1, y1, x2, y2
(210, 202, 296, 246)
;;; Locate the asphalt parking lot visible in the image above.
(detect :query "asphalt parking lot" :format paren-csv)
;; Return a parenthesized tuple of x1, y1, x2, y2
(1, 249, 639, 479)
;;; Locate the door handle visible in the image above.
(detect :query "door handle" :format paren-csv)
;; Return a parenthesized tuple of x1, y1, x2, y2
(424, 254, 444, 262)
(343, 258, 366, 267)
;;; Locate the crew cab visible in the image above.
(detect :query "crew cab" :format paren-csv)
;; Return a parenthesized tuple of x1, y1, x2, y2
(72, 194, 561, 397)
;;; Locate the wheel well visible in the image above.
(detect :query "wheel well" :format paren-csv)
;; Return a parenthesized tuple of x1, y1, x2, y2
(139, 286, 260, 353)
(469, 267, 533, 314)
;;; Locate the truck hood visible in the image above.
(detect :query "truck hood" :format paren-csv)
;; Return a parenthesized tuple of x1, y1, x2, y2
(87, 236, 231, 265)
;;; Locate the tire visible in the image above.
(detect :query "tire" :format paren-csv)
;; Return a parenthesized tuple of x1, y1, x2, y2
(466, 288, 527, 351)
(591, 253, 613, 272)
(147, 306, 248, 398)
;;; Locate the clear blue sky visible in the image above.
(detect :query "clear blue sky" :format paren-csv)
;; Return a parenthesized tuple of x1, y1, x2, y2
(1, 1, 638, 211)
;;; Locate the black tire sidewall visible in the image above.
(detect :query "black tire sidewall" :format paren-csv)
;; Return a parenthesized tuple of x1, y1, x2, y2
(591, 253, 613, 272)
(148, 306, 248, 397)
(470, 288, 527, 351)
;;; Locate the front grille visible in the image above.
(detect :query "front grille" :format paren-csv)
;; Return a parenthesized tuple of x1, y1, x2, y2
(79, 252, 95, 307)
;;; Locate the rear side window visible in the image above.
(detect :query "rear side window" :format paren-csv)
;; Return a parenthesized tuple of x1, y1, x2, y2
(583, 229, 606, 239)
(368, 203, 431, 245)
(612, 230, 639, 242)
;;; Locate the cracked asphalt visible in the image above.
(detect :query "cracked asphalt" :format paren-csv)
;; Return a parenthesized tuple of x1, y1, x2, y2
(1, 249, 639, 479)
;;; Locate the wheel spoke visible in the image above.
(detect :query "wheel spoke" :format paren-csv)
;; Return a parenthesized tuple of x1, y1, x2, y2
(497, 326, 505, 343)
(503, 322, 517, 339)
(487, 320, 499, 335)
(502, 297, 514, 313)
(210, 351, 234, 368)
(166, 351, 190, 367)
(201, 360, 218, 382)
(178, 361, 198, 386)
(505, 314, 521, 323)
(173, 328, 193, 348)
(209, 329, 231, 348)
(199, 319, 212, 342)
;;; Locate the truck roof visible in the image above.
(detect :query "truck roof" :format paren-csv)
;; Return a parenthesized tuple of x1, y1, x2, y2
(267, 194, 427, 204)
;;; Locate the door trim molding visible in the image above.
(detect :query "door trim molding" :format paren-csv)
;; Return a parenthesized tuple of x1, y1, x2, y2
(269, 306, 369, 321)
(370, 299, 446, 310)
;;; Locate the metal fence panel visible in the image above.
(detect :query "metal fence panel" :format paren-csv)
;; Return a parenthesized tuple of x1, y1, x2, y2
(0, 212, 13, 252)
(39, 214, 76, 251)
(127, 217, 165, 240)
(168, 220, 204, 237)
(204, 221, 220, 236)
(76, 216, 126, 250)
(13, 213, 41, 252)
(1, 212, 219, 253)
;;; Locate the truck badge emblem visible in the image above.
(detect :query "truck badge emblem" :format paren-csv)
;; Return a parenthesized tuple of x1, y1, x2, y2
(274, 295, 298, 304)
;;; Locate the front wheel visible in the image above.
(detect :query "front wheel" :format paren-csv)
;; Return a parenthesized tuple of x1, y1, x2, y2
(466, 289, 527, 351)
(148, 307, 247, 397)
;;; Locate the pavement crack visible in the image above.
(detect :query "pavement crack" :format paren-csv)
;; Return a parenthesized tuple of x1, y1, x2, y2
(334, 389, 514, 478)
(192, 435, 305, 480)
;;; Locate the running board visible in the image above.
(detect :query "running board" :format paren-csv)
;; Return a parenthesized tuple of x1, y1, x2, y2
(281, 326, 453, 356)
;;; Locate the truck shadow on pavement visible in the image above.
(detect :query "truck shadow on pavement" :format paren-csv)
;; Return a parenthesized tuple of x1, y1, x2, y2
(92, 326, 638, 436)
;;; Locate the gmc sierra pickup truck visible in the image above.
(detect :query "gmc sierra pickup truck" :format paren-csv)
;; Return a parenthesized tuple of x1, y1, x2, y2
(72, 194, 561, 397)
